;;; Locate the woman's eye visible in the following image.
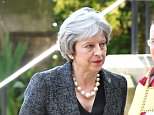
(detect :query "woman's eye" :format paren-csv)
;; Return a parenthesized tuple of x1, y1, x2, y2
(99, 43, 106, 48)
(85, 44, 94, 49)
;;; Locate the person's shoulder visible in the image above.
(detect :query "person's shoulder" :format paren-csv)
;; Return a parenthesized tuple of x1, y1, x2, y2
(31, 62, 70, 82)
(102, 69, 127, 87)
(26, 64, 64, 91)
(103, 69, 126, 80)
(39, 65, 62, 77)
(34, 64, 63, 78)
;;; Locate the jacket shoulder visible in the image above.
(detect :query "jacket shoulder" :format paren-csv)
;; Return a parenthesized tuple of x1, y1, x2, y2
(103, 69, 127, 88)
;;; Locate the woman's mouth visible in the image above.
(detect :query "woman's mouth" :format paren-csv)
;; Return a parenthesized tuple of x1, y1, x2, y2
(93, 60, 102, 64)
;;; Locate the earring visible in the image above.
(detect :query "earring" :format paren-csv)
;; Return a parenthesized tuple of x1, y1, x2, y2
(69, 55, 74, 60)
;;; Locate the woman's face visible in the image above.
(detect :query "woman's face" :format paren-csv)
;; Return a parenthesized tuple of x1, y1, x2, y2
(150, 24, 154, 60)
(72, 32, 107, 73)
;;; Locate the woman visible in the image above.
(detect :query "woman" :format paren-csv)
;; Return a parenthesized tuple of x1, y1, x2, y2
(19, 7, 127, 115)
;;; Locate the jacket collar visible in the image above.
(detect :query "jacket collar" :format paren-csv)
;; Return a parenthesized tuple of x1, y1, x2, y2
(56, 62, 74, 87)
(102, 70, 123, 114)
(56, 62, 121, 114)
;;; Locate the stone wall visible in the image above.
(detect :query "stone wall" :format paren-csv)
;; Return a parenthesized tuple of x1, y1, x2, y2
(10, 32, 57, 65)
(0, 0, 56, 65)
(0, 0, 51, 32)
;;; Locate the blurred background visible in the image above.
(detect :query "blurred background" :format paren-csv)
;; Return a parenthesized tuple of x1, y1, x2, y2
(0, 0, 154, 115)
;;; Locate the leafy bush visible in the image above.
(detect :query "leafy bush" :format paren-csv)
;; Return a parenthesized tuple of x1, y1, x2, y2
(0, 33, 27, 115)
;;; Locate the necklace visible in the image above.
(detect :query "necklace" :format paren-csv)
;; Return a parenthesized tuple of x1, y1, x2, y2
(73, 74, 100, 98)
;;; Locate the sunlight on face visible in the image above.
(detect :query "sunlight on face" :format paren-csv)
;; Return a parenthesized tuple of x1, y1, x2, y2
(150, 24, 154, 39)
(72, 32, 107, 73)
(150, 24, 154, 61)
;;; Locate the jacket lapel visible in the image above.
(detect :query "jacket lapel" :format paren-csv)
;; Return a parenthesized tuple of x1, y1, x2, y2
(54, 63, 122, 115)
(102, 70, 122, 115)
(55, 62, 80, 115)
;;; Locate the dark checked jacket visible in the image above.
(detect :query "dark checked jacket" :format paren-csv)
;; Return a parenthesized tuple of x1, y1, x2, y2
(19, 62, 127, 115)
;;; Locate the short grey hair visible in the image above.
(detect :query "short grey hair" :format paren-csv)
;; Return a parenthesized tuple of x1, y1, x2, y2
(57, 7, 112, 61)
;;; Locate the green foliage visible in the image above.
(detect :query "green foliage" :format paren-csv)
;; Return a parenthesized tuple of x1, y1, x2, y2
(48, 51, 65, 68)
(108, 34, 131, 54)
(50, 0, 131, 54)
(107, 2, 131, 54)
(10, 68, 36, 115)
(0, 33, 27, 115)
(0, 33, 27, 81)
(51, 0, 115, 28)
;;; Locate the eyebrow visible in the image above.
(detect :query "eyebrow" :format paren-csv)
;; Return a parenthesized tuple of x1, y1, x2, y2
(84, 41, 106, 44)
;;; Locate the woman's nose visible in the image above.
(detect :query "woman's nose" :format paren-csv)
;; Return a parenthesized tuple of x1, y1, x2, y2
(94, 45, 103, 56)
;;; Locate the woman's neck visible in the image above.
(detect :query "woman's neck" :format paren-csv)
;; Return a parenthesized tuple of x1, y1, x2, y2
(72, 64, 98, 88)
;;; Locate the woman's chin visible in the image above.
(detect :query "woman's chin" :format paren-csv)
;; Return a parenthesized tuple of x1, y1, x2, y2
(91, 66, 102, 72)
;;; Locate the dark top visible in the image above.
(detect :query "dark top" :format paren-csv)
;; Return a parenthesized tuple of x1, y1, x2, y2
(19, 62, 127, 115)
(78, 76, 105, 115)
